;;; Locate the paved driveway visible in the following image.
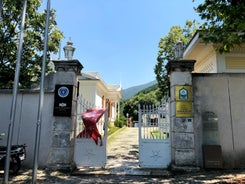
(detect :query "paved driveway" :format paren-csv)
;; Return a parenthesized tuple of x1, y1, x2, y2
(2, 127, 245, 183)
(106, 127, 140, 174)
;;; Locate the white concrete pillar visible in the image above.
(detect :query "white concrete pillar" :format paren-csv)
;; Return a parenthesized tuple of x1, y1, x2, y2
(47, 59, 83, 171)
(166, 60, 198, 168)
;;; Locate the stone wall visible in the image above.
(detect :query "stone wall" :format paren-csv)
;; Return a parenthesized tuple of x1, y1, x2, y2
(167, 60, 245, 169)
(193, 73, 245, 169)
(0, 59, 83, 170)
(0, 90, 54, 167)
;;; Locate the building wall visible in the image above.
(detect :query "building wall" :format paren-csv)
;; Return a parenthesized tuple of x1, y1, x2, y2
(193, 73, 245, 168)
(111, 103, 116, 121)
(193, 47, 217, 73)
(222, 55, 245, 73)
(0, 91, 54, 168)
(78, 82, 96, 105)
(78, 80, 121, 122)
(95, 86, 104, 108)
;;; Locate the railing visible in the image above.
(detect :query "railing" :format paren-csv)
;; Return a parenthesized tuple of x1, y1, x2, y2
(76, 96, 107, 140)
(138, 101, 170, 140)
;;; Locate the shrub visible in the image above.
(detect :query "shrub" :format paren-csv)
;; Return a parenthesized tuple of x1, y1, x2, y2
(114, 119, 120, 127)
(114, 118, 125, 128)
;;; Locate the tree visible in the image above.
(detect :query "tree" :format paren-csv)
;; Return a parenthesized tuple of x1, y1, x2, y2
(195, 0, 245, 53)
(154, 20, 198, 100)
(0, 0, 64, 89)
(122, 91, 158, 121)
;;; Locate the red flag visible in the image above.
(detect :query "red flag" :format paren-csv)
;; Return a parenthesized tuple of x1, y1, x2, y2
(77, 109, 106, 146)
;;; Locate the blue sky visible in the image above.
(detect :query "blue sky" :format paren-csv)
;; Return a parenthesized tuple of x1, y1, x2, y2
(43, 0, 203, 89)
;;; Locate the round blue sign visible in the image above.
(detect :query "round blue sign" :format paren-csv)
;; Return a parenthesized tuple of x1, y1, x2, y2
(58, 86, 69, 98)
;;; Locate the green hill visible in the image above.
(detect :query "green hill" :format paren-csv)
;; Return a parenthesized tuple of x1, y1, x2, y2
(122, 80, 157, 100)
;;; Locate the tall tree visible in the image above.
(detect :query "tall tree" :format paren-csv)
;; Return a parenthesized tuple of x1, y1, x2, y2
(154, 20, 198, 100)
(195, 0, 245, 53)
(0, 0, 64, 89)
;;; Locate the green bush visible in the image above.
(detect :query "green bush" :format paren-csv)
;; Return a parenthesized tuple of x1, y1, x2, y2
(114, 118, 125, 128)
(114, 119, 119, 127)
(119, 119, 125, 128)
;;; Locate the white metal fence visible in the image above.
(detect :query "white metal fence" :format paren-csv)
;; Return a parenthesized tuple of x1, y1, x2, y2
(74, 96, 108, 167)
(138, 100, 171, 168)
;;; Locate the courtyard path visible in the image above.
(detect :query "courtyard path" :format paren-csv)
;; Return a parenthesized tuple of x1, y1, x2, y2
(106, 127, 139, 174)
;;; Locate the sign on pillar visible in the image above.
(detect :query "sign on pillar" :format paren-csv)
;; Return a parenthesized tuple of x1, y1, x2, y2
(173, 85, 196, 167)
(53, 84, 73, 117)
(175, 85, 192, 117)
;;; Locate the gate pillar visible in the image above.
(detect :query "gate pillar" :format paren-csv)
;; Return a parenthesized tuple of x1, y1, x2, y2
(166, 60, 198, 170)
(47, 59, 83, 170)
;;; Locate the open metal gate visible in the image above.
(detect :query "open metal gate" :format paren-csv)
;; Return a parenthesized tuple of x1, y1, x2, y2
(74, 97, 108, 167)
(138, 100, 171, 168)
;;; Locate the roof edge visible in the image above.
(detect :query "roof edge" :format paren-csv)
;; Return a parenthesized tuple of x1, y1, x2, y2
(183, 31, 200, 58)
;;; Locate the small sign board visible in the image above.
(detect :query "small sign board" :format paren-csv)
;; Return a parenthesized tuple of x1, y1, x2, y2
(202, 111, 219, 145)
(53, 84, 73, 116)
(175, 86, 192, 101)
(203, 145, 223, 169)
(176, 101, 193, 117)
(175, 85, 193, 117)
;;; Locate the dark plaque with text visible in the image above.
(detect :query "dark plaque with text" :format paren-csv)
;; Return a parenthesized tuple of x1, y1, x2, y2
(53, 84, 73, 116)
(203, 145, 223, 169)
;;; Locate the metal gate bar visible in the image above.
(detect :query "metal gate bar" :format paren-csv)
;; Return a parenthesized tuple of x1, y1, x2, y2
(138, 100, 171, 168)
(74, 96, 108, 167)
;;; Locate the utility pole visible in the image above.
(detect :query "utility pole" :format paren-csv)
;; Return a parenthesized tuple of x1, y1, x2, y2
(3, 0, 27, 183)
(32, 0, 51, 183)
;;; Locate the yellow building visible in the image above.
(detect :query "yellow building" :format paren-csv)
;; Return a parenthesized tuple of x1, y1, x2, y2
(183, 32, 245, 73)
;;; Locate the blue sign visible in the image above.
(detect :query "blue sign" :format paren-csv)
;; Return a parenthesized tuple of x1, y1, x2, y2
(53, 84, 73, 116)
(58, 86, 69, 98)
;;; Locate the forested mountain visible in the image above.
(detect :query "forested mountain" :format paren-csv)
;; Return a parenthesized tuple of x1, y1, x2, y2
(122, 80, 157, 100)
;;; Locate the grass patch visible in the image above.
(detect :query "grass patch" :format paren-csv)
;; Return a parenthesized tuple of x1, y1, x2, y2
(151, 130, 168, 139)
(108, 126, 120, 136)
(107, 126, 127, 146)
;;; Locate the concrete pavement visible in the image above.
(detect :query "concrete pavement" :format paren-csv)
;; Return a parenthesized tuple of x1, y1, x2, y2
(106, 126, 140, 175)
(2, 127, 245, 183)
